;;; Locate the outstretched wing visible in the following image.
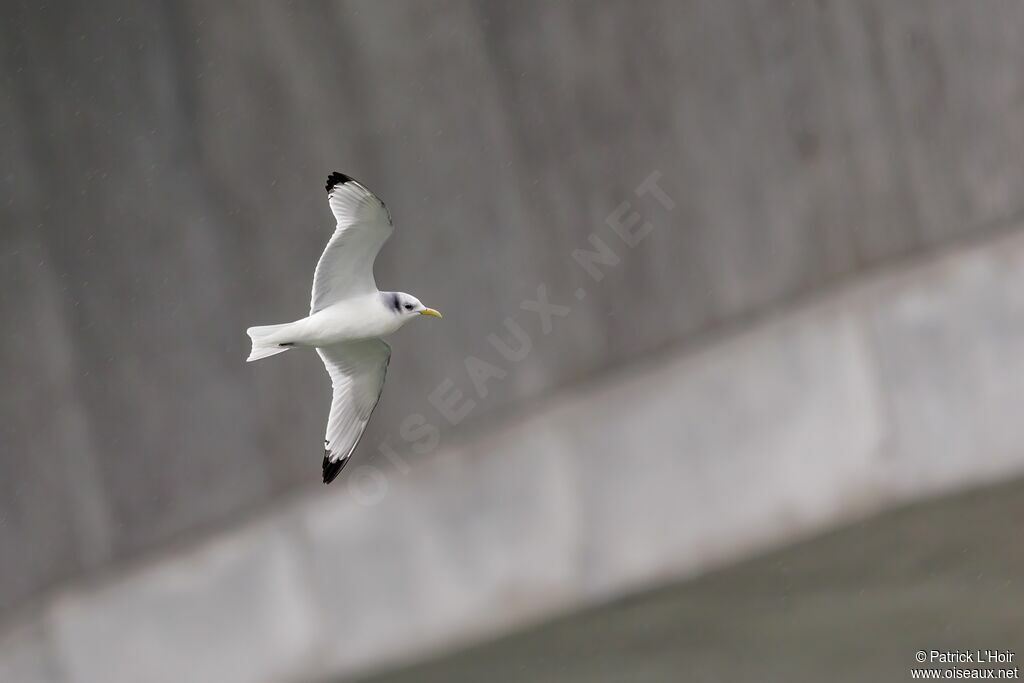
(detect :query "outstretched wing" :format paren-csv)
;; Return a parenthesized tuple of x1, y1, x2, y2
(310, 172, 394, 313)
(317, 339, 391, 484)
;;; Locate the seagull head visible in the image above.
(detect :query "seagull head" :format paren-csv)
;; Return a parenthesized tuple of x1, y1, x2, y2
(389, 292, 442, 321)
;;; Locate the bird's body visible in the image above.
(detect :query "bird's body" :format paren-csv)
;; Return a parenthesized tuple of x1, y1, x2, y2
(246, 172, 441, 483)
(251, 294, 408, 350)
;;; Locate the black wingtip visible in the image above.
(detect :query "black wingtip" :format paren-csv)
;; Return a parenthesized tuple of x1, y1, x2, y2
(322, 451, 347, 484)
(325, 171, 354, 193)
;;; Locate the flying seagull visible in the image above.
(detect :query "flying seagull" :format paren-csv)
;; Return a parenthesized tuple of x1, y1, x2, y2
(246, 172, 442, 484)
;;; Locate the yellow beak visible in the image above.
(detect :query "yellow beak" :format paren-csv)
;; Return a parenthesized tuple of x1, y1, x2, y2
(420, 307, 443, 319)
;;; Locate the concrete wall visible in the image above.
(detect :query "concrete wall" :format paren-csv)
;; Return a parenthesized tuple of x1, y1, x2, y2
(7, 225, 1024, 683)
(4, 0, 1024, 680)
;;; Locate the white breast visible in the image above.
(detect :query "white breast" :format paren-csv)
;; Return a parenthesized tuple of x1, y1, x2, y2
(292, 294, 399, 347)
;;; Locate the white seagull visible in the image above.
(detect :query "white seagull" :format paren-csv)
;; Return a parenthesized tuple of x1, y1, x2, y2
(246, 172, 442, 484)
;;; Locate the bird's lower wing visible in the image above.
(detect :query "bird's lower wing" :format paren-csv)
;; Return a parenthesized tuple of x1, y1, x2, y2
(317, 339, 391, 483)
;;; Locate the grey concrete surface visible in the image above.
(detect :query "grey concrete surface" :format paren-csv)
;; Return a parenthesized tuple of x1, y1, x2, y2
(350, 475, 1024, 683)
(6, 2, 1024, 682)
(3, 227, 1024, 683)
(47, 520, 318, 683)
(0, 617, 62, 683)
(865, 245, 1024, 493)
(6, 0, 1024, 622)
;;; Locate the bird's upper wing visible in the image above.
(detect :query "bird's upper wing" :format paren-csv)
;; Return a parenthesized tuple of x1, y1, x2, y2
(310, 172, 394, 313)
(318, 339, 391, 483)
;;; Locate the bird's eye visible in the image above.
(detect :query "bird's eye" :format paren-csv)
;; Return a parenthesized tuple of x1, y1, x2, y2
(404, 304, 414, 310)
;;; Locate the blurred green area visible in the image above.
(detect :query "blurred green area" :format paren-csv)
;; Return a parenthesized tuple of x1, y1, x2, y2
(350, 477, 1024, 683)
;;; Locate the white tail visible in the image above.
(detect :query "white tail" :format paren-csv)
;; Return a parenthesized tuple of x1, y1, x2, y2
(246, 323, 295, 362)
